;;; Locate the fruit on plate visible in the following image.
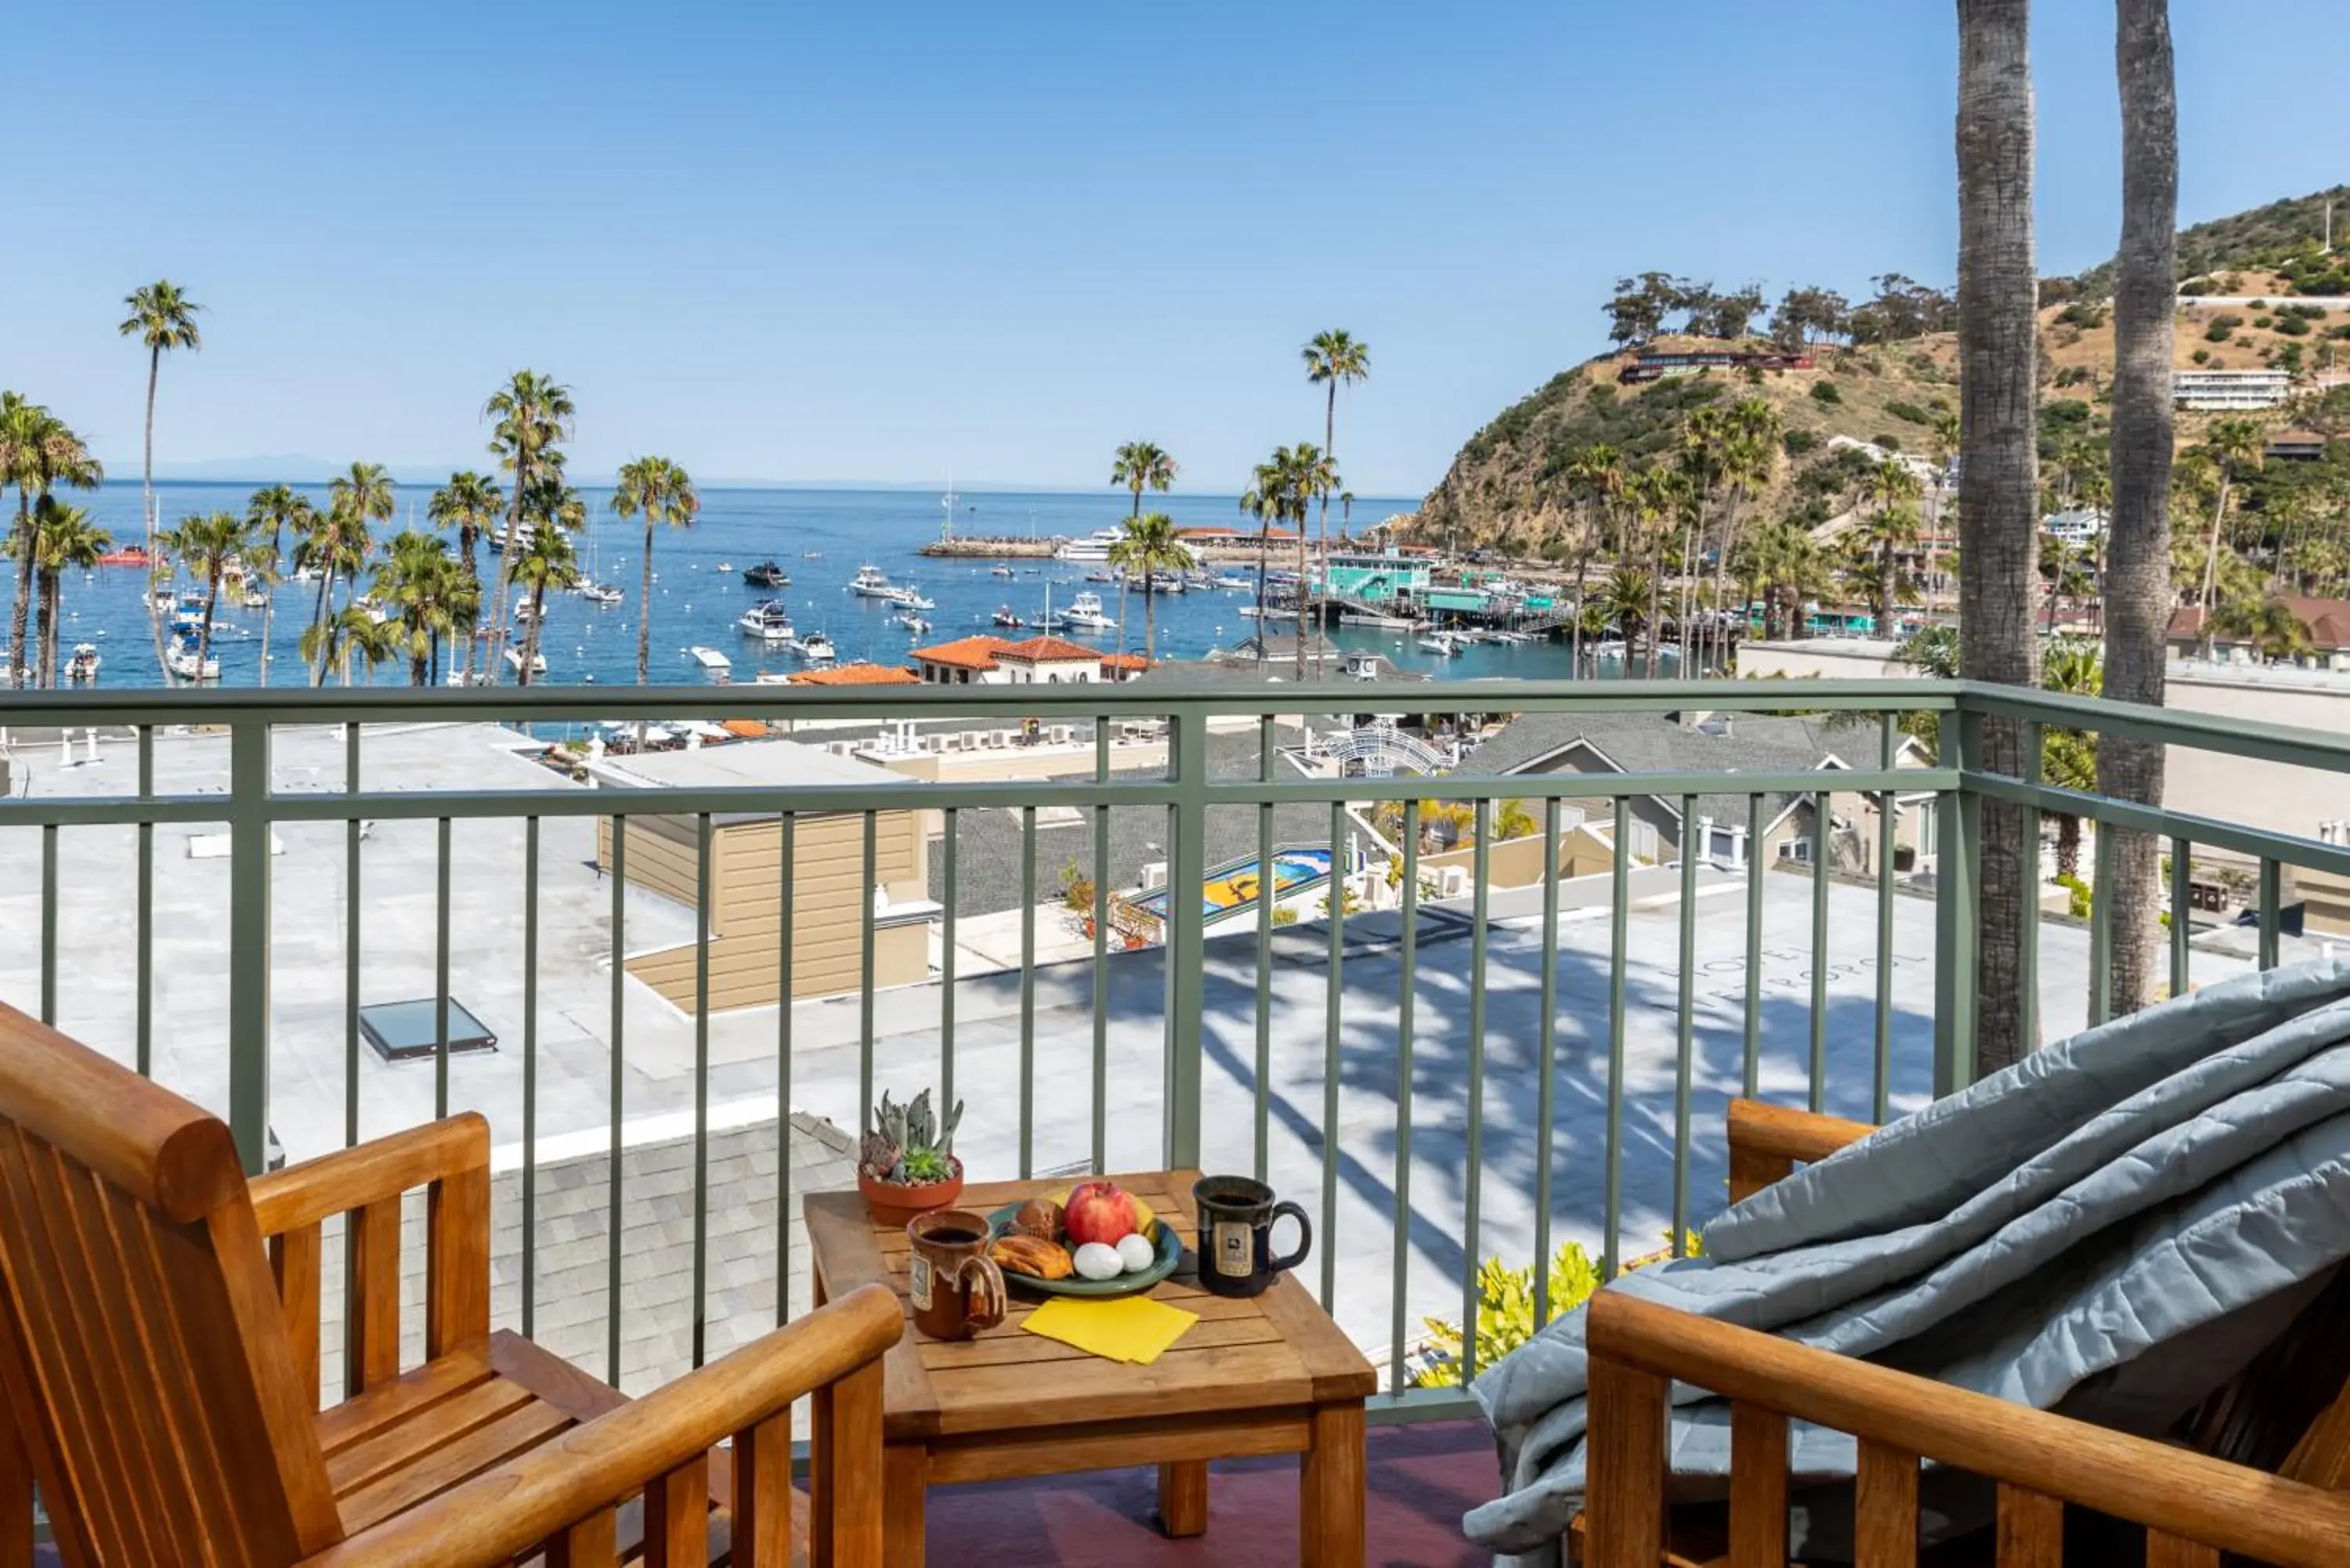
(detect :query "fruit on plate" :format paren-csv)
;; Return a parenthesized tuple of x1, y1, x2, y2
(1071, 1241, 1123, 1281)
(1053, 1185, 1156, 1238)
(1115, 1232, 1155, 1272)
(1065, 1181, 1141, 1247)
(992, 1234, 1074, 1281)
(1008, 1198, 1064, 1242)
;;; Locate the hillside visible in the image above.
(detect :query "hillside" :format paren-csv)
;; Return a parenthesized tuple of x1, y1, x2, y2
(2074, 183, 2350, 297)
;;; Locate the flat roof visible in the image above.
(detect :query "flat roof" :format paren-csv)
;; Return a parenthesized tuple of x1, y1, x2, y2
(588, 738, 914, 804)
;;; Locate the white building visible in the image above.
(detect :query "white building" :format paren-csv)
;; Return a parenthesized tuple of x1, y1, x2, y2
(2171, 368, 2292, 410)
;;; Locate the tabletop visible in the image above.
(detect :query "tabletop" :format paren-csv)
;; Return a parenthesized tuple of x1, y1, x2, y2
(805, 1169, 1378, 1443)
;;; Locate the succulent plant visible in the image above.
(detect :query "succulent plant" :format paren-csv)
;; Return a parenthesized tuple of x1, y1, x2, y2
(862, 1088, 964, 1186)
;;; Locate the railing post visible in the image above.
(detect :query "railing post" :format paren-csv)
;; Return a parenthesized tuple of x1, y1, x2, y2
(1162, 704, 1209, 1169)
(1933, 705, 1979, 1098)
(228, 717, 274, 1174)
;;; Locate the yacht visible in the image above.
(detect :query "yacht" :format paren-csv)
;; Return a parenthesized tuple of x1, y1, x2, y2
(504, 647, 547, 677)
(793, 630, 837, 663)
(990, 563, 1016, 578)
(1083, 569, 1118, 583)
(240, 587, 269, 610)
(577, 581, 624, 606)
(689, 646, 733, 673)
(512, 597, 539, 623)
(1418, 630, 1465, 657)
(1062, 592, 1115, 632)
(1213, 573, 1255, 591)
(486, 522, 539, 555)
(896, 612, 931, 635)
(743, 560, 790, 588)
(850, 564, 898, 598)
(165, 638, 219, 681)
(714, 562, 734, 574)
(65, 644, 100, 681)
(1053, 528, 1125, 564)
(1148, 575, 1185, 595)
(737, 601, 797, 642)
(991, 607, 1027, 630)
(889, 585, 935, 611)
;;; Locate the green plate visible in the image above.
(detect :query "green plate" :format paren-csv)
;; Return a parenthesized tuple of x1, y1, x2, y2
(984, 1205, 1184, 1299)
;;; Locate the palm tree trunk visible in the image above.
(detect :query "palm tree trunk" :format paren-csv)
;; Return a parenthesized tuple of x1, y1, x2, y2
(1957, 0, 2043, 1075)
(198, 572, 221, 672)
(2100, 0, 2178, 1017)
(484, 457, 529, 686)
(1882, 535, 1896, 631)
(1143, 569, 1158, 662)
(309, 565, 337, 688)
(8, 492, 31, 689)
(1320, 385, 1337, 657)
(1254, 518, 1271, 672)
(459, 522, 481, 685)
(1571, 511, 1593, 674)
(2194, 475, 2231, 656)
(1296, 510, 1310, 681)
(522, 584, 549, 688)
(634, 521, 656, 749)
(143, 349, 172, 681)
(2055, 813, 2081, 881)
(33, 567, 55, 688)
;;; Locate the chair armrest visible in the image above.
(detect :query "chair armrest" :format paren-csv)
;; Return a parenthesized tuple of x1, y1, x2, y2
(297, 1282, 904, 1568)
(1724, 1098, 1875, 1203)
(1584, 1289, 2350, 1568)
(249, 1114, 490, 1239)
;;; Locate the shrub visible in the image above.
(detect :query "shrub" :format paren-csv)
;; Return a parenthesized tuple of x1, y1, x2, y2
(1782, 428, 1821, 457)
(1885, 399, 1931, 425)
(2056, 302, 2106, 329)
(1412, 1233, 1703, 1387)
(1873, 432, 1903, 450)
(2250, 298, 2269, 309)
(1810, 380, 1842, 405)
(1271, 905, 1299, 927)
(2191, 349, 2212, 365)
(2275, 313, 2312, 336)
(2055, 872, 2092, 921)
(2253, 315, 2274, 331)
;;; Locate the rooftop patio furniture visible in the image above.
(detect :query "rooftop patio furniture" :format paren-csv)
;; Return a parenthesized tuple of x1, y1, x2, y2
(0, 1002, 901, 1567)
(1567, 1099, 2350, 1567)
(805, 1169, 1378, 1566)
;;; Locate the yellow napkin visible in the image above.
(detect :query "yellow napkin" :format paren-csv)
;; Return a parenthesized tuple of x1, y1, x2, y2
(1021, 1295, 1198, 1365)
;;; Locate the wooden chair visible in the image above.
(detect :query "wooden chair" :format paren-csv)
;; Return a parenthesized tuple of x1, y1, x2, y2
(0, 1002, 898, 1567)
(1570, 1098, 2350, 1566)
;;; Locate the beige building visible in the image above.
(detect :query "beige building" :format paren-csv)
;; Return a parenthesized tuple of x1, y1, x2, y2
(588, 741, 938, 1014)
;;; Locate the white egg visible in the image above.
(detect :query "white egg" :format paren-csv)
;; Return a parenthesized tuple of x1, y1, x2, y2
(1071, 1242, 1123, 1282)
(1115, 1232, 1155, 1273)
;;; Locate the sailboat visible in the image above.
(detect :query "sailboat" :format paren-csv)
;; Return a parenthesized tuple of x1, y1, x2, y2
(939, 470, 960, 540)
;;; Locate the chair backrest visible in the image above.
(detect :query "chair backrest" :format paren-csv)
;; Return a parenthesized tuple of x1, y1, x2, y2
(0, 1004, 341, 1566)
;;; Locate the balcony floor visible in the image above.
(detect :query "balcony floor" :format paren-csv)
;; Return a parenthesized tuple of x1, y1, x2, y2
(928, 1419, 1493, 1566)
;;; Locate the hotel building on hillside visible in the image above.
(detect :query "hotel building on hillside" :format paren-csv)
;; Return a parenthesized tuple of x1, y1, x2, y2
(2172, 367, 2292, 410)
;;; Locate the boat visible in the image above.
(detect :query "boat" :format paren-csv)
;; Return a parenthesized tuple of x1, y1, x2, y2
(240, 587, 269, 609)
(1063, 592, 1115, 632)
(888, 585, 935, 611)
(991, 607, 1027, 630)
(1148, 576, 1185, 595)
(689, 646, 732, 672)
(850, 564, 898, 598)
(801, 550, 822, 560)
(990, 564, 1016, 578)
(1053, 528, 1125, 564)
(1083, 569, 1118, 583)
(743, 560, 790, 588)
(896, 612, 931, 634)
(1214, 573, 1255, 591)
(504, 647, 547, 676)
(65, 644, 99, 681)
(512, 597, 539, 623)
(793, 630, 837, 663)
(714, 562, 734, 574)
(1239, 605, 1297, 623)
(96, 545, 152, 569)
(1341, 611, 1421, 630)
(753, 670, 794, 685)
(165, 638, 219, 681)
(577, 582, 624, 605)
(1418, 631, 1465, 656)
(485, 522, 539, 555)
(737, 601, 797, 642)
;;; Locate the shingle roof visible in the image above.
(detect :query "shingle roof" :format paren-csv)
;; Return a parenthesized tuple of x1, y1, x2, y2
(994, 636, 1105, 664)
(786, 662, 921, 686)
(910, 635, 1009, 670)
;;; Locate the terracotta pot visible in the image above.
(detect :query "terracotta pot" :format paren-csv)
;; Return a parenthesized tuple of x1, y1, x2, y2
(859, 1161, 964, 1222)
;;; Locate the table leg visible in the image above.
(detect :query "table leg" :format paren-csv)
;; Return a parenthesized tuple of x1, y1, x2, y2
(1300, 1401, 1365, 1566)
(885, 1443, 928, 1568)
(1156, 1460, 1209, 1537)
(808, 1380, 833, 1566)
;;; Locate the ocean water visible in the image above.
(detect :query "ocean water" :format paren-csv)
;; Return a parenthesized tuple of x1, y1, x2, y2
(2, 481, 1596, 688)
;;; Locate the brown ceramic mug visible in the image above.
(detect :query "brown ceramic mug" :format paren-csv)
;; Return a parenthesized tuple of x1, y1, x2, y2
(906, 1209, 1007, 1341)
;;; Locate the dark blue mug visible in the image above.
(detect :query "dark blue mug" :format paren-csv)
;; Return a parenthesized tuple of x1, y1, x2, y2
(1192, 1175, 1311, 1298)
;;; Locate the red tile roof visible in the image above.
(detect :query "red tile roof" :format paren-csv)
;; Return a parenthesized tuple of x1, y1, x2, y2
(1098, 652, 1152, 671)
(994, 636, 1107, 663)
(909, 635, 1010, 670)
(786, 662, 922, 686)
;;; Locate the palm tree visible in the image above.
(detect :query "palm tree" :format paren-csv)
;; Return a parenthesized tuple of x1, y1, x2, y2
(2192, 417, 2267, 654)
(119, 282, 202, 667)
(1238, 454, 1287, 673)
(482, 372, 575, 682)
(612, 456, 699, 736)
(245, 486, 309, 688)
(1109, 442, 1177, 657)
(2, 396, 103, 688)
(428, 471, 504, 683)
(1286, 444, 1339, 676)
(374, 531, 466, 686)
(2211, 596, 2315, 663)
(2037, 638, 2104, 880)
(1303, 331, 1370, 634)
(1106, 512, 1191, 661)
(302, 464, 394, 686)
(1955, 0, 2043, 1074)
(1705, 403, 1782, 671)
(1599, 566, 1654, 659)
(1564, 446, 1625, 673)
(161, 510, 249, 675)
(1855, 458, 1924, 634)
(507, 523, 580, 688)
(30, 501, 109, 687)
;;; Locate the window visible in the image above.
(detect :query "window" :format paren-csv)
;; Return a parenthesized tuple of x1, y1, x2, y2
(1779, 836, 1812, 864)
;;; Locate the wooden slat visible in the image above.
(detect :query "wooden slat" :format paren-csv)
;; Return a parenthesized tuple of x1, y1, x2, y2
(1584, 1356, 1667, 1568)
(349, 1198, 403, 1397)
(248, 1114, 489, 1238)
(0, 1407, 33, 1568)
(924, 1411, 1311, 1485)
(545, 1505, 620, 1568)
(273, 1222, 324, 1411)
(1995, 1484, 2063, 1567)
(641, 1453, 707, 1568)
(2146, 1533, 2222, 1568)
(425, 1164, 490, 1360)
(325, 1375, 539, 1495)
(316, 1348, 495, 1455)
(1853, 1440, 1917, 1567)
(825, 1359, 885, 1568)
(732, 1412, 792, 1568)
(334, 1398, 573, 1532)
(1728, 1400, 1788, 1568)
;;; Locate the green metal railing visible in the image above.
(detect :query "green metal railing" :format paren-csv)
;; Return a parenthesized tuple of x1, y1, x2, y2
(5, 677, 2350, 1420)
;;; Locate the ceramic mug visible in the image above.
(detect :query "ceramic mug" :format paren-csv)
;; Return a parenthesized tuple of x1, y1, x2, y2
(1191, 1175, 1311, 1298)
(906, 1208, 1007, 1340)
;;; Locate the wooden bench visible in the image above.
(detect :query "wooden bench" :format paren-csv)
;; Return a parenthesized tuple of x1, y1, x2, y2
(0, 1002, 901, 1566)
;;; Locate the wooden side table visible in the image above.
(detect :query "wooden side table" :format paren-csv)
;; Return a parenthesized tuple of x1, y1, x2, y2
(806, 1169, 1378, 1566)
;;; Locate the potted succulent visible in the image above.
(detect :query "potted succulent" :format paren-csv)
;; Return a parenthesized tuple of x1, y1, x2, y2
(857, 1089, 966, 1220)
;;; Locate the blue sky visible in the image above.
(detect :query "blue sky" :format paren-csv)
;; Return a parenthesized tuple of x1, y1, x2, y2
(5, 2, 2342, 496)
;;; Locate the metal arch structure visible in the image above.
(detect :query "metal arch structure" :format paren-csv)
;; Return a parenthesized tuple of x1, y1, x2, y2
(1309, 721, 1449, 779)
